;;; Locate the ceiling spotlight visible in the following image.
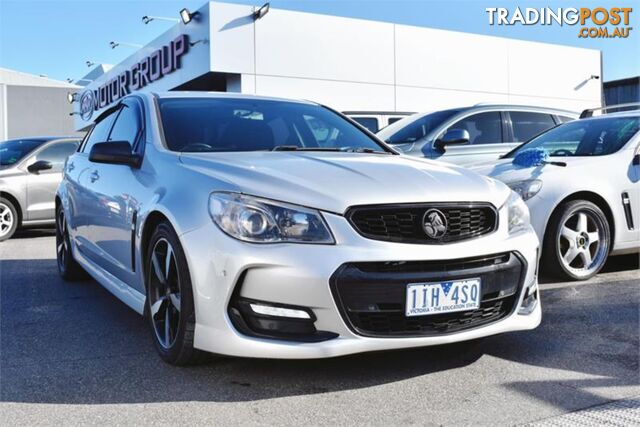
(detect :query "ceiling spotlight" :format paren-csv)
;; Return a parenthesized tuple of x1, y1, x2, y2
(590, 75, 600, 80)
(67, 92, 78, 104)
(66, 78, 73, 83)
(253, 2, 270, 20)
(109, 41, 118, 49)
(180, 8, 198, 24)
(142, 15, 152, 24)
(85, 60, 95, 67)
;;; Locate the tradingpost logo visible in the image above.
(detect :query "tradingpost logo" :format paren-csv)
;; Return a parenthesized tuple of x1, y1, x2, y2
(486, 7, 633, 38)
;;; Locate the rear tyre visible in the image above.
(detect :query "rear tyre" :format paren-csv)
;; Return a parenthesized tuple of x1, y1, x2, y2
(56, 204, 86, 280)
(0, 198, 18, 242)
(542, 200, 610, 281)
(145, 221, 208, 365)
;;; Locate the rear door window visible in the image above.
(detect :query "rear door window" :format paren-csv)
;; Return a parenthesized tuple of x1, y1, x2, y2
(510, 111, 557, 142)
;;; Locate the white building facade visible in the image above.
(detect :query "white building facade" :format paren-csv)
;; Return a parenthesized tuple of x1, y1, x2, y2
(74, 1, 602, 129)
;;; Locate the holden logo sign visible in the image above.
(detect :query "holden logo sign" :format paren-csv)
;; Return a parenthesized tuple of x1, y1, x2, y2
(422, 209, 447, 239)
(79, 90, 95, 121)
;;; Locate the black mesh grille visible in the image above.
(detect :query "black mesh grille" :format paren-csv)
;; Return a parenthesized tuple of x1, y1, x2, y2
(347, 203, 497, 244)
(330, 252, 525, 337)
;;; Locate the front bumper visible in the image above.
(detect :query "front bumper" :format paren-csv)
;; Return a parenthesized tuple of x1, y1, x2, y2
(180, 210, 541, 359)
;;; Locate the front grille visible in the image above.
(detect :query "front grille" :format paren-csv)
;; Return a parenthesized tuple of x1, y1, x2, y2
(347, 203, 497, 244)
(330, 252, 525, 337)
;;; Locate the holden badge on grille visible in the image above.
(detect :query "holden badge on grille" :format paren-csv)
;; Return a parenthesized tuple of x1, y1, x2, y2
(422, 209, 447, 239)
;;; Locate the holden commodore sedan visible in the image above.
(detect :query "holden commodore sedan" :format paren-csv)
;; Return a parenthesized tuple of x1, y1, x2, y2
(57, 92, 540, 365)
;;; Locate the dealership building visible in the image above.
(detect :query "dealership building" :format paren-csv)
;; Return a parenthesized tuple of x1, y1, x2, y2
(73, 1, 602, 130)
(1, 68, 82, 139)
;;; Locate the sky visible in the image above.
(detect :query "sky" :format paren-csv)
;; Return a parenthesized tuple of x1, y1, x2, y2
(0, 0, 638, 83)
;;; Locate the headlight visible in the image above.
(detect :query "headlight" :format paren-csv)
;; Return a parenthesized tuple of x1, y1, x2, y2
(506, 191, 531, 234)
(507, 179, 542, 201)
(208, 192, 334, 244)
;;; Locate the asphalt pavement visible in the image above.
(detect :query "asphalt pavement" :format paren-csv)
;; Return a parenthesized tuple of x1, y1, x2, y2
(1, 229, 638, 425)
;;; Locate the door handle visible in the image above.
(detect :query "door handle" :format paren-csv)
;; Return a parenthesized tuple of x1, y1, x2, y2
(90, 171, 100, 183)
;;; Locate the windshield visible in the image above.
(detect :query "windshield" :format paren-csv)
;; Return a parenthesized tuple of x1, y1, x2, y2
(506, 116, 639, 158)
(158, 98, 390, 153)
(0, 138, 49, 167)
(376, 109, 461, 144)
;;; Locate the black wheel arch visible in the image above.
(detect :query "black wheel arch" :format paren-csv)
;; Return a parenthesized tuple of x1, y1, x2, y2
(140, 211, 173, 286)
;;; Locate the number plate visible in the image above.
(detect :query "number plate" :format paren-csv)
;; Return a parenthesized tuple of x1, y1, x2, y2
(405, 278, 481, 317)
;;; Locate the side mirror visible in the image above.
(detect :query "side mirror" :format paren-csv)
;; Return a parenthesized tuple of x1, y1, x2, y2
(89, 141, 141, 168)
(434, 129, 470, 151)
(27, 160, 53, 174)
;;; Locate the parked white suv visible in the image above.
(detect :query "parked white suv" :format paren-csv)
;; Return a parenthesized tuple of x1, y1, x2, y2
(57, 92, 540, 364)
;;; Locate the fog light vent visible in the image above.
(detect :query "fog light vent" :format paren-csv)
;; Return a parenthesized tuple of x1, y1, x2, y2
(249, 303, 311, 319)
(228, 297, 338, 343)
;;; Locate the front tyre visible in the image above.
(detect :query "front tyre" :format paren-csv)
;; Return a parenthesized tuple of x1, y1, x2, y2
(145, 221, 206, 365)
(56, 204, 86, 280)
(543, 200, 610, 281)
(0, 198, 18, 242)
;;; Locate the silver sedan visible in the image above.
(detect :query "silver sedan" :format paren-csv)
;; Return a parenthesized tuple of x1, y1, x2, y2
(57, 92, 540, 365)
(0, 137, 80, 241)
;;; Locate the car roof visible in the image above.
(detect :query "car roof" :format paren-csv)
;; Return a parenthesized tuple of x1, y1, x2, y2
(1, 136, 80, 143)
(460, 104, 577, 115)
(151, 91, 317, 106)
(580, 110, 640, 120)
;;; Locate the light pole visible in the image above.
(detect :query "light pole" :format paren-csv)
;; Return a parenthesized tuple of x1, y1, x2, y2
(110, 41, 143, 50)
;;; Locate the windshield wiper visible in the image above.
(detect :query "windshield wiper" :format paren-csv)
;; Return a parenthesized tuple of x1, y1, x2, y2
(271, 145, 342, 152)
(271, 145, 390, 154)
(339, 147, 390, 154)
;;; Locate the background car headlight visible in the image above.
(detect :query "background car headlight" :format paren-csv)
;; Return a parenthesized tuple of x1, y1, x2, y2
(506, 191, 531, 234)
(209, 192, 334, 244)
(507, 179, 542, 201)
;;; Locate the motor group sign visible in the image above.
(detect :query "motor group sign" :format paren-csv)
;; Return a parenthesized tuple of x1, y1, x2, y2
(79, 34, 190, 121)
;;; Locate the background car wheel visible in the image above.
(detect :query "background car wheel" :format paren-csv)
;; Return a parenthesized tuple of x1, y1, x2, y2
(543, 200, 610, 281)
(56, 205, 87, 280)
(145, 221, 208, 365)
(0, 198, 19, 242)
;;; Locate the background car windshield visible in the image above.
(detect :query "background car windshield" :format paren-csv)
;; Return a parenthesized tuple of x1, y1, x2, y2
(158, 98, 387, 153)
(376, 109, 461, 144)
(507, 116, 639, 158)
(0, 138, 48, 167)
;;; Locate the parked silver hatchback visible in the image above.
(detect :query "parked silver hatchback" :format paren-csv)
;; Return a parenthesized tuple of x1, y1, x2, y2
(377, 105, 577, 166)
(0, 137, 80, 241)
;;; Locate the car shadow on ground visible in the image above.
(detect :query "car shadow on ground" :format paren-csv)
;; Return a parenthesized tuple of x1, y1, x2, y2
(0, 254, 637, 406)
(11, 228, 55, 239)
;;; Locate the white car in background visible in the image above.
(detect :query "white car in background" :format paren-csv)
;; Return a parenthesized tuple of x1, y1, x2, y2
(472, 108, 640, 281)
